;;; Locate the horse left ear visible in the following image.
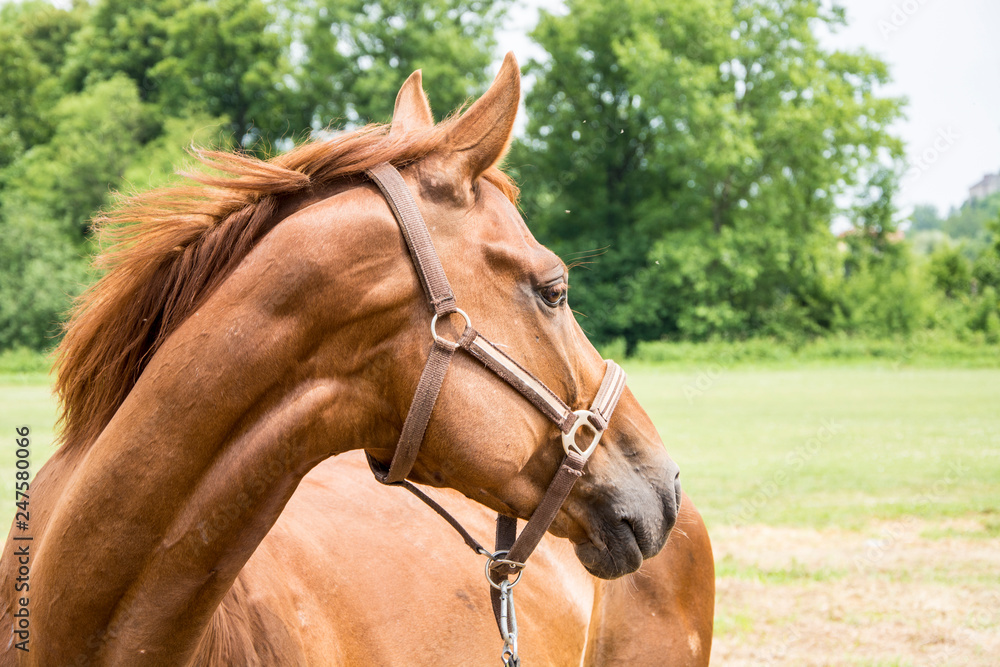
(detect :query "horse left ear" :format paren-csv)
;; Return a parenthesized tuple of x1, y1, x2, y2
(444, 52, 520, 181)
(390, 70, 434, 136)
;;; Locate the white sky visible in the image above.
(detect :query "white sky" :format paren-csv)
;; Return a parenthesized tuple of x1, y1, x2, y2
(822, 0, 1000, 216)
(497, 0, 1000, 217)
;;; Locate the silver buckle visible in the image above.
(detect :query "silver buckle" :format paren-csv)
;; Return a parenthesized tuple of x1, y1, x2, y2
(561, 409, 603, 460)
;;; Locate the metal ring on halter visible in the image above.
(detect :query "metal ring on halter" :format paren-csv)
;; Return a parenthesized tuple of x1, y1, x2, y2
(430, 308, 472, 350)
(561, 409, 603, 460)
(485, 550, 525, 590)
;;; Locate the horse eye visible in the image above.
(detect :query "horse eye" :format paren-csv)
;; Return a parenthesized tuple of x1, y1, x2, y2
(538, 283, 567, 307)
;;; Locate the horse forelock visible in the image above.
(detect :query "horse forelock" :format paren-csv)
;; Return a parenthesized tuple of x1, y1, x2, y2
(54, 120, 519, 453)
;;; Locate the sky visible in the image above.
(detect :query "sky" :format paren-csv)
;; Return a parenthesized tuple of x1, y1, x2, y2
(497, 0, 1000, 218)
(821, 0, 1000, 217)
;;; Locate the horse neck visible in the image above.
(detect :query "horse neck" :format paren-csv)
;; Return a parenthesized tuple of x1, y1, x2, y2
(22, 190, 416, 664)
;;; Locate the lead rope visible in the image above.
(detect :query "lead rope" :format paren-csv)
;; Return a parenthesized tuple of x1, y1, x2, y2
(364, 163, 627, 666)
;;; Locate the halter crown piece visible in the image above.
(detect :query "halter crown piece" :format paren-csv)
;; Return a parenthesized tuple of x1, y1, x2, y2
(364, 163, 627, 667)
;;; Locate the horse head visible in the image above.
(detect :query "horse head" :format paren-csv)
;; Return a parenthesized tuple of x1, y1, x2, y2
(352, 54, 682, 578)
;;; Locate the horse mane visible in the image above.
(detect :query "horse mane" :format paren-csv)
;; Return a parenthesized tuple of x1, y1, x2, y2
(54, 120, 519, 452)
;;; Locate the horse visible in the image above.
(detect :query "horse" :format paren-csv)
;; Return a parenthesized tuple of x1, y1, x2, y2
(0, 53, 713, 665)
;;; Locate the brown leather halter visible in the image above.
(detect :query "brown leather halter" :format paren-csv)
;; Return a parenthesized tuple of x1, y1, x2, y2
(364, 163, 627, 666)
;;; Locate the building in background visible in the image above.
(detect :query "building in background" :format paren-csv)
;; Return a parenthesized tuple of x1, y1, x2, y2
(969, 171, 1000, 201)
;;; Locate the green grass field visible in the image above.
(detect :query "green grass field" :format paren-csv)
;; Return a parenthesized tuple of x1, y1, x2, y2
(3, 361, 997, 532)
(626, 364, 1000, 530)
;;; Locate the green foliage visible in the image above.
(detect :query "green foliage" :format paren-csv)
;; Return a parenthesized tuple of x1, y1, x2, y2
(966, 287, 1000, 342)
(608, 331, 1000, 368)
(908, 229, 953, 256)
(61, 0, 294, 148)
(619, 225, 832, 344)
(972, 248, 1000, 293)
(0, 31, 49, 170)
(0, 347, 52, 375)
(149, 0, 295, 145)
(3, 75, 154, 239)
(294, 0, 510, 125)
(927, 245, 972, 298)
(61, 0, 182, 96)
(912, 204, 1000, 339)
(941, 191, 1000, 242)
(122, 114, 233, 191)
(837, 258, 927, 337)
(910, 204, 942, 232)
(0, 1, 88, 172)
(512, 0, 905, 348)
(0, 204, 89, 350)
(0, 0, 991, 355)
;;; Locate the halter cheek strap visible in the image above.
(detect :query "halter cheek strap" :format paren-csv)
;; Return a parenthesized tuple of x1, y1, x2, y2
(364, 162, 627, 657)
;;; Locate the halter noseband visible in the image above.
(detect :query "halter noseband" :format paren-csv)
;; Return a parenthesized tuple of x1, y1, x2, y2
(364, 162, 627, 665)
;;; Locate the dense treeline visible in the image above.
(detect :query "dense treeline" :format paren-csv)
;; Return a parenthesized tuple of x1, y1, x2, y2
(0, 0, 998, 353)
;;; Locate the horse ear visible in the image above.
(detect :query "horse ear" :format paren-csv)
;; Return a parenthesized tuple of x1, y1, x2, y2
(390, 70, 434, 136)
(444, 52, 520, 180)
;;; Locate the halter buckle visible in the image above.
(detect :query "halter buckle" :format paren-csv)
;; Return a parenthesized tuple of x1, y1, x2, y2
(562, 409, 603, 460)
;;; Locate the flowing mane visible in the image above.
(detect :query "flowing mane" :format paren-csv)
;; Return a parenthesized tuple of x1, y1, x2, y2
(54, 121, 519, 452)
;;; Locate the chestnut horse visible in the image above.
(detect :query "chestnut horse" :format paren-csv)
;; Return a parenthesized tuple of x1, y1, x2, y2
(1, 53, 713, 665)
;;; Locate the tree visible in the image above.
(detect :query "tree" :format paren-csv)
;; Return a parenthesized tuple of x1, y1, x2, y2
(0, 32, 49, 172)
(512, 0, 905, 349)
(294, 0, 510, 125)
(928, 245, 972, 298)
(0, 203, 89, 351)
(61, 0, 294, 148)
(971, 211, 1000, 292)
(149, 0, 296, 145)
(940, 191, 1000, 243)
(0, 0, 515, 352)
(910, 204, 942, 232)
(2, 75, 154, 239)
(61, 0, 182, 99)
(0, 1, 88, 174)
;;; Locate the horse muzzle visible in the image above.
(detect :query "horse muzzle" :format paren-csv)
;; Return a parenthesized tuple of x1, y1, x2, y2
(569, 456, 681, 579)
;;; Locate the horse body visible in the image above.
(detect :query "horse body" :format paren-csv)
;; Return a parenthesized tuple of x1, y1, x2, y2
(0, 54, 712, 664)
(195, 453, 713, 666)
